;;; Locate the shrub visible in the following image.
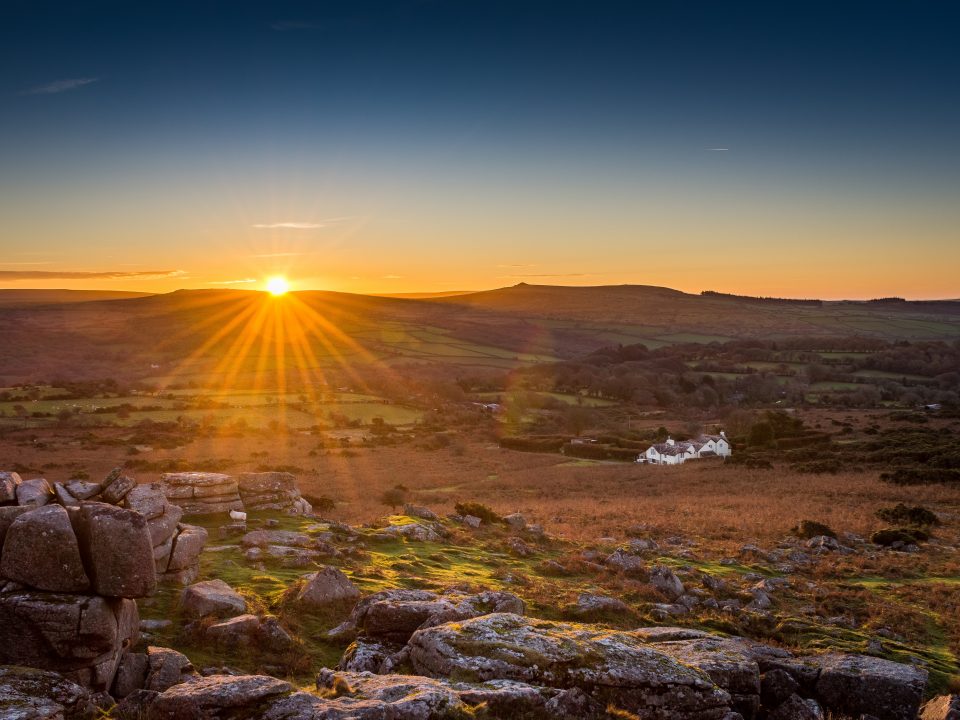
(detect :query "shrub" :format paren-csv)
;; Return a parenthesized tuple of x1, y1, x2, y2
(792, 519, 836, 539)
(876, 503, 940, 527)
(871, 527, 928, 546)
(792, 459, 843, 474)
(380, 486, 408, 511)
(725, 455, 773, 470)
(881, 468, 960, 485)
(454, 501, 502, 524)
(302, 494, 336, 513)
(499, 436, 568, 453)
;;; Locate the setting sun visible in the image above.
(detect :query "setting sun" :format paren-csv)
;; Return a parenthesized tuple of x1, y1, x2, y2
(266, 276, 290, 296)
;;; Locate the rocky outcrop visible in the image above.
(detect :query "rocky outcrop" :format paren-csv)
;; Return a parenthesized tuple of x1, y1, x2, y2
(1, 504, 90, 592)
(0, 590, 139, 690)
(74, 502, 156, 598)
(202, 614, 295, 652)
(0, 665, 96, 720)
(407, 613, 732, 719)
(238, 472, 311, 514)
(344, 588, 525, 644)
(805, 652, 927, 720)
(145, 673, 291, 719)
(180, 579, 247, 618)
(160, 472, 243, 515)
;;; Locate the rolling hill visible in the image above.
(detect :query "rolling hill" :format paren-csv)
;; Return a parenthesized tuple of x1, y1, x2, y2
(0, 284, 958, 385)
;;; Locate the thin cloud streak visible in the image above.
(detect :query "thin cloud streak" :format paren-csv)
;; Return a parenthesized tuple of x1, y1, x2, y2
(252, 222, 324, 229)
(208, 278, 257, 285)
(503, 272, 592, 278)
(23, 78, 99, 95)
(0, 270, 183, 281)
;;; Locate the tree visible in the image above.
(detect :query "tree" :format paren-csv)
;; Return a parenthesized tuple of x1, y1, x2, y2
(380, 485, 409, 512)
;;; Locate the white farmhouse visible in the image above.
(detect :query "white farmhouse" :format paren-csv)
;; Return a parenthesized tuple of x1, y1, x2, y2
(639, 431, 731, 464)
(643, 437, 697, 465)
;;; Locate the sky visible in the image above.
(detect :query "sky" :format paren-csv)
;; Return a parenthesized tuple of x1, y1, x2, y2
(1, 0, 958, 299)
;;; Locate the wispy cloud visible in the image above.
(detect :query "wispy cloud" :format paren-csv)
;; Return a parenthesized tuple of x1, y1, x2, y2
(497, 263, 536, 268)
(382, 274, 402, 279)
(23, 77, 99, 95)
(708, 147, 729, 151)
(208, 278, 257, 285)
(0, 269, 183, 281)
(503, 272, 592, 278)
(249, 252, 305, 258)
(252, 222, 324, 230)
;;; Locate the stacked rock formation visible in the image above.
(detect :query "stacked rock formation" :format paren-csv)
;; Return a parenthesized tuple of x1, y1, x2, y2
(126, 483, 208, 585)
(0, 500, 150, 691)
(238, 471, 312, 514)
(160, 472, 243, 515)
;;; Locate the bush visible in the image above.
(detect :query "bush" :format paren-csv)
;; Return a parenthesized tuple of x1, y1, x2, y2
(881, 468, 960, 485)
(792, 519, 836, 539)
(561, 442, 638, 462)
(499, 436, 568, 453)
(871, 527, 928, 546)
(302, 494, 336, 513)
(454, 501, 502, 524)
(792, 459, 843, 474)
(725, 455, 773, 470)
(876, 503, 940, 527)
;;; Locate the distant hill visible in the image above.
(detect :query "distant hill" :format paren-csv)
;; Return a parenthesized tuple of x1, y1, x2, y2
(0, 283, 958, 385)
(0, 289, 153, 307)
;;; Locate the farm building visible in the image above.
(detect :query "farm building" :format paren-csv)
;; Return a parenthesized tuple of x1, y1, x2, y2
(640, 432, 731, 465)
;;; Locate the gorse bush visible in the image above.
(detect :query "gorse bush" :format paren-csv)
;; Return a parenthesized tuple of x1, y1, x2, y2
(792, 519, 836, 539)
(454, 501, 502, 524)
(876, 503, 940, 527)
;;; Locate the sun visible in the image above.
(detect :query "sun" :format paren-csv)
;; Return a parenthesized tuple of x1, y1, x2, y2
(266, 276, 290, 296)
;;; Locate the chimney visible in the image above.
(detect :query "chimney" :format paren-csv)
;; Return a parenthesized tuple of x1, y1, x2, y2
(720, 430, 727, 439)
(666, 437, 675, 446)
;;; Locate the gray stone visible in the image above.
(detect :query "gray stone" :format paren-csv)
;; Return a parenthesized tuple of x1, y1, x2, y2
(650, 563, 685, 599)
(147, 504, 184, 548)
(463, 514, 481, 528)
(0, 665, 95, 720)
(205, 614, 262, 648)
(407, 613, 731, 719)
(54, 482, 81, 507)
(403, 503, 440, 521)
(101, 474, 137, 504)
(605, 547, 645, 574)
(241, 529, 315, 548)
(113, 652, 149, 698)
(166, 524, 207, 572)
(64, 479, 103, 501)
(809, 653, 927, 720)
(146, 674, 291, 719)
(180, 579, 246, 618)
(0, 591, 138, 691)
(144, 645, 197, 692)
(125, 483, 169, 520)
(296, 565, 361, 608)
(0, 504, 30, 545)
(0, 470, 22, 503)
(0, 504, 90, 592)
(768, 694, 825, 720)
(75, 502, 156, 598)
(573, 592, 630, 616)
(16, 477, 53, 507)
(503, 512, 527, 531)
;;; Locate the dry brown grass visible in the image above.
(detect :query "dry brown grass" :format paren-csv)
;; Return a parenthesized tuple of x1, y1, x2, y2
(4, 429, 959, 553)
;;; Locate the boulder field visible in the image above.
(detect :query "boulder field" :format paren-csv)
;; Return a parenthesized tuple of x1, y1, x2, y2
(0, 475, 951, 719)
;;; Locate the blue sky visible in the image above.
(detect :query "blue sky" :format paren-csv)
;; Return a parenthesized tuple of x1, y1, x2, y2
(1, 1, 958, 297)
